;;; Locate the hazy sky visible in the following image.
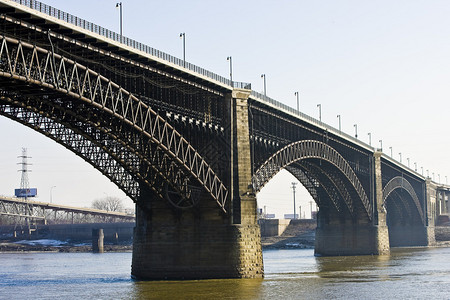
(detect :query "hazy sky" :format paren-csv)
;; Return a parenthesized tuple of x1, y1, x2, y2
(1, 0, 449, 218)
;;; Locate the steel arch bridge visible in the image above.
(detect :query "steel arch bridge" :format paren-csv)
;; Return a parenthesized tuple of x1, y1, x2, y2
(0, 35, 228, 211)
(0, 0, 444, 280)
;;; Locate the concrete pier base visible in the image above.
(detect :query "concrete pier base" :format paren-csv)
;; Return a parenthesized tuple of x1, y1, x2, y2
(92, 228, 104, 253)
(131, 193, 263, 280)
(315, 222, 389, 256)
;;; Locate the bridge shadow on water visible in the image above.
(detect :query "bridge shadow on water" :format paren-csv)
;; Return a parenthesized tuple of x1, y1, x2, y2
(129, 278, 264, 300)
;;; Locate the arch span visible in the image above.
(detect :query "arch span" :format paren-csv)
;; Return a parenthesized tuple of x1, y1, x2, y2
(252, 140, 371, 220)
(0, 35, 228, 211)
(382, 176, 424, 225)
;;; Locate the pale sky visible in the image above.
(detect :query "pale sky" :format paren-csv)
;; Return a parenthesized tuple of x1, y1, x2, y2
(1, 0, 449, 218)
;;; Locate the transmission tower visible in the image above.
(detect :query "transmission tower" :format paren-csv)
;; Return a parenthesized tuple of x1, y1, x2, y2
(15, 148, 36, 235)
(18, 148, 31, 196)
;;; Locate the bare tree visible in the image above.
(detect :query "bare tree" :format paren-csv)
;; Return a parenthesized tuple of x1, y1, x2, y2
(92, 196, 125, 212)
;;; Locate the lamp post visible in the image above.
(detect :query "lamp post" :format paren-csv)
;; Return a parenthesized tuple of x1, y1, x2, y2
(354, 124, 358, 139)
(116, 2, 122, 43)
(414, 162, 417, 172)
(438, 174, 441, 183)
(407, 158, 410, 168)
(337, 115, 341, 132)
(291, 182, 297, 219)
(180, 32, 186, 67)
(317, 104, 321, 121)
(50, 185, 56, 204)
(399, 152, 402, 163)
(309, 200, 313, 219)
(261, 74, 266, 96)
(294, 91, 299, 111)
(389, 147, 393, 157)
(379, 139, 383, 152)
(227, 56, 232, 84)
(299, 205, 302, 219)
(368, 132, 371, 146)
(421, 167, 424, 176)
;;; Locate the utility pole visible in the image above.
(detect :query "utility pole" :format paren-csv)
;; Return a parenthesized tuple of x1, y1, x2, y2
(291, 182, 297, 219)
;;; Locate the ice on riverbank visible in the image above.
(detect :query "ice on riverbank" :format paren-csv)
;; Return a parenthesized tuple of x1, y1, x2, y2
(15, 239, 68, 247)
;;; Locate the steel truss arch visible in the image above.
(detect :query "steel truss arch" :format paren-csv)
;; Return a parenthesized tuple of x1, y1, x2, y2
(301, 161, 355, 216)
(0, 98, 199, 208)
(290, 163, 344, 214)
(285, 165, 319, 203)
(0, 36, 228, 212)
(382, 176, 424, 224)
(0, 92, 199, 208)
(253, 140, 371, 220)
(0, 103, 141, 200)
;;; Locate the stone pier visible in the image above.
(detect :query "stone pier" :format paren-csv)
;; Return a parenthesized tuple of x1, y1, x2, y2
(131, 89, 263, 280)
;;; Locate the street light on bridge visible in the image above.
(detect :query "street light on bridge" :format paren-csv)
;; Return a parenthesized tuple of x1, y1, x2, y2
(227, 56, 232, 84)
(407, 158, 410, 168)
(115, 2, 123, 43)
(389, 147, 393, 157)
(399, 152, 402, 163)
(261, 74, 266, 96)
(353, 124, 358, 139)
(180, 32, 186, 67)
(337, 115, 341, 132)
(368, 132, 371, 146)
(294, 91, 299, 111)
(379, 139, 383, 151)
(317, 104, 321, 121)
(414, 162, 417, 172)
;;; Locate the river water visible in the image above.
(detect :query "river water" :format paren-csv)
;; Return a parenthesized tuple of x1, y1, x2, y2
(1, 247, 449, 299)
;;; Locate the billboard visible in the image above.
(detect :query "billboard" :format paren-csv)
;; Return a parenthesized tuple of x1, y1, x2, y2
(14, 188, 37, 198)
(284, 214, 299, 219)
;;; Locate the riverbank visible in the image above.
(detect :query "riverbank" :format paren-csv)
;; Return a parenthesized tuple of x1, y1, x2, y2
(1, 225, 449, 252)
(0, 239, 132, 253)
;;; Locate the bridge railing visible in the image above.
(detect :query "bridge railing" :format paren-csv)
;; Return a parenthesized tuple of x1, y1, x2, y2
(11, 0, 251, 90)
(250, 90, 368, 149)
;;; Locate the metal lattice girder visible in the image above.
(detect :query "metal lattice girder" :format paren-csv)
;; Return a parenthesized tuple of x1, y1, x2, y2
(386, 190, 412, 222)
(383, 176, 424, 225)
(0, 95, 197, 208)
(0, 196, 135, 224)
(298, 162, 345, 214)
(253, 140, 372, 220)
(0, 103, 141, 200)
(0, 36, 228, 212)
(285, 165, 319, 202)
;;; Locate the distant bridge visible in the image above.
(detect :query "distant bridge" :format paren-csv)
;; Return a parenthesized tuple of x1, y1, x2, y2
(0, 196, 135, 224)
(0, 0, 449, 280)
